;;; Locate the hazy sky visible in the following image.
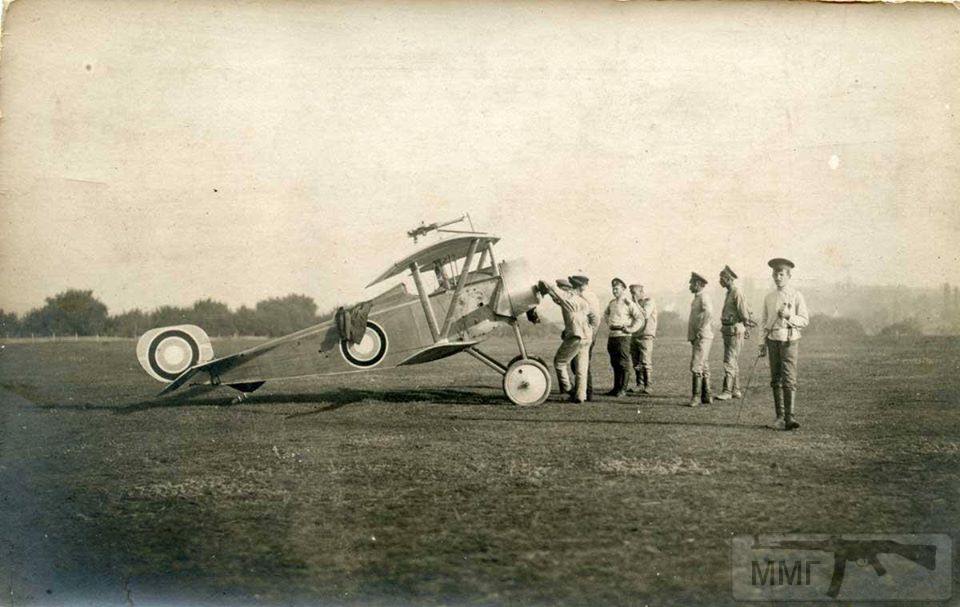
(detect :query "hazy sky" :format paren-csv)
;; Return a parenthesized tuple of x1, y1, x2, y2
(1, 0, 957, 315)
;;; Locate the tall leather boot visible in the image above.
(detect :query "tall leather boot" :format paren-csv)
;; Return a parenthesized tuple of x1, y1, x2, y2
(556, 368, 571, 395)
(586, 365, 594, 402)
(772, 386, 785, 430)
(604, 367, 620, 396)
(731, 373, 743, 399)
(688, 373, 702, 407)
(641, 367, 651, 394)
(613, 366, 627, 397)
(628, 369, 642, 394)
(784, 388, 800, 430)
(715, 374, 733, 401)
(700, 372, 712, 404)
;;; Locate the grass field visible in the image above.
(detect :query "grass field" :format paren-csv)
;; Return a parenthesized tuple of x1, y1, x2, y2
(1, 334, 958, 606)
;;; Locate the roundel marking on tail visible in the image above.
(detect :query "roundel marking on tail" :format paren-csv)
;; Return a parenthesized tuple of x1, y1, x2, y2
(136, 324, 214, 383)
(148, 329, 201, 381)
(340, 321, 388, 368)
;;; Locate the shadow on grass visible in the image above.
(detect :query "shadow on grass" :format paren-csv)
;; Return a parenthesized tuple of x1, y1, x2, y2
(15, 383, 769, 429)
(446, 414, 771, 430)
(29, 387, 507, 415)
(589, 394, 685, 405)
(279, 388, 504, 419)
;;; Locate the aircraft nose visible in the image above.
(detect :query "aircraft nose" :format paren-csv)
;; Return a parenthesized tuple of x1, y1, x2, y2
(499, 258, 540, 317)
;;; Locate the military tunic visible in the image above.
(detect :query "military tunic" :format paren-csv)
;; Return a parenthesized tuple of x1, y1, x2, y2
(688, 291, 714, 376)
(546, 285, 593, 401)
(604, 295, 644, 394)
(632, 297, 658, 371)
(762, 286, 809, 390)
(572, 286, 603, 399)
(720, 286, 754, 392)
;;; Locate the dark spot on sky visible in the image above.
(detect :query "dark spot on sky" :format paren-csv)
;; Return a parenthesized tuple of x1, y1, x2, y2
(213, 189, 218, 193)
(85, 64, 92, 71)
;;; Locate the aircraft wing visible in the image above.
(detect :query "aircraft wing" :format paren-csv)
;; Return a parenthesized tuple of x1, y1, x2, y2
(156, 351, 247, 396)
(366, 235, 500, 287)
(395, 341, 479, 366)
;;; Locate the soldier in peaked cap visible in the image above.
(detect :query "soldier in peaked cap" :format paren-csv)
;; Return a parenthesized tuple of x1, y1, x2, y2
(570, 275, 602, 401)
(715, 265, 756, 401)
(687, 272, 714, 407)
(603, 277, 644, 397)
(540, 277, 595, 403)
(628, 284, 657, 394)
(760, 258, 809, 430)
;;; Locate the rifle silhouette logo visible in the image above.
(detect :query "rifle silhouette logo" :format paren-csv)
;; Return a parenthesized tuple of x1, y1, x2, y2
(751, 536, 938, 598)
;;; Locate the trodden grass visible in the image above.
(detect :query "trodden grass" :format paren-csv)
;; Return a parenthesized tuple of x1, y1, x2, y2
(0, 335, 958, 605)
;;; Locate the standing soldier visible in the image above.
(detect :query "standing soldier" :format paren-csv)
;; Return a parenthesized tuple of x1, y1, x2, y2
(628, 284, 658, 394)
(540, 278, 594, 404)
(571, 275, 602, 401)
(760, 258, 809, 430)
(604, 278, 644, 397)
(715, 265, 756, 401)
(687, 272, 714, 407)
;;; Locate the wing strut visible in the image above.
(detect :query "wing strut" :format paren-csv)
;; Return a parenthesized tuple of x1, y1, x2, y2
(484, 240, 529, 359)
(410, 261, 441, 342)
(439, 237, 479, 338)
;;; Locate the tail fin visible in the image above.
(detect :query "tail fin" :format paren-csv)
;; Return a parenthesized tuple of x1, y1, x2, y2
(136, 324, 214, 383)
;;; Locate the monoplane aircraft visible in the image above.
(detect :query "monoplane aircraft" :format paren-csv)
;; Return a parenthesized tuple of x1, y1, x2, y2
(136, 217, 553, 406)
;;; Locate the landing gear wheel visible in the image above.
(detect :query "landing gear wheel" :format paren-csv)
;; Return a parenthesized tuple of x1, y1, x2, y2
(508, 355, 549, 369)
(503, 358, 551, 407)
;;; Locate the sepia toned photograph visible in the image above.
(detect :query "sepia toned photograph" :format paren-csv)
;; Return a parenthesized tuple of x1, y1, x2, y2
(0, 0, 957, 604)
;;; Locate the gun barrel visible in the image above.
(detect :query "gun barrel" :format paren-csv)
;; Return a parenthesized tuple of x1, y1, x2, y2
(436, 215, 466, 228)
(407, 216, 465, 240)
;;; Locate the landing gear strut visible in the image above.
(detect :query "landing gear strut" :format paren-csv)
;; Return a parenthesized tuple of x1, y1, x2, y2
(228, 381, 265, 405)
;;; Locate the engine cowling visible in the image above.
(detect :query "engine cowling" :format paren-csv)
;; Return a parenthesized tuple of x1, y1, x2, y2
(496, 258, 542, 317)
(136, 324, 214, 383)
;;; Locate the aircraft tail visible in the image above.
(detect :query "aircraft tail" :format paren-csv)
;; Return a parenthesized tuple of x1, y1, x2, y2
(136, 324, 214, 383)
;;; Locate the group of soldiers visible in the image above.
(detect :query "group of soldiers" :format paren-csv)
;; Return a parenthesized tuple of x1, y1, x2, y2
(537, 257, 809, 431)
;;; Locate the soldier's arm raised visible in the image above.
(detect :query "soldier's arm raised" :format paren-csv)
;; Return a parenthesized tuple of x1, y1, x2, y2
(544, 285, 568, 309)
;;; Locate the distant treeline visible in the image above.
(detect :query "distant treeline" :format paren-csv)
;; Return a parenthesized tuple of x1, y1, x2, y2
(2, 289, 896, 340)
(0, 289, 332, 338)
